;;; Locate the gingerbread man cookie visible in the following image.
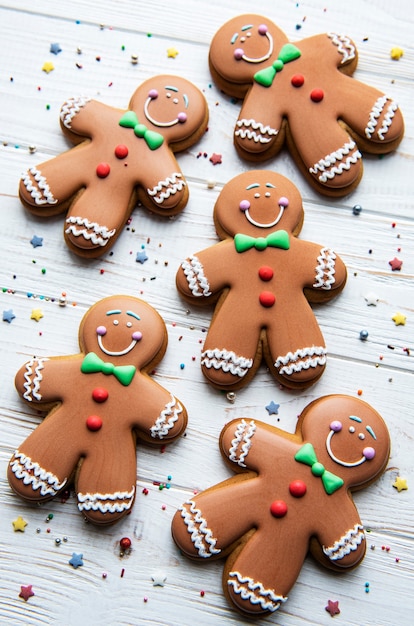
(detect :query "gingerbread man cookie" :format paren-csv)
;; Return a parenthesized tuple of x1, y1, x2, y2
(176, 171, 347, 390)
(209, 15, 404, 196)
(172, 395, 391, 617)
(8, 295, 187, 525)
(19, 76, 208, 257)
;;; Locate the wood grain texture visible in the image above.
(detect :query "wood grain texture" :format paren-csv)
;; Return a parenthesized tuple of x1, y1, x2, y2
(1, 1, 413, 624)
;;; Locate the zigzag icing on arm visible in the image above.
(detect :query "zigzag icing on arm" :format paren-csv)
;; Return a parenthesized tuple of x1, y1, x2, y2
(150, 394, 183, 439)
(365, 95, 398, 140)
(65, 216, 116, 247)
(147, 173, 186, 204)
(313, 247, 337, 289)
(235, 119, 279, 144)
(179, 499, 221, 558)
(23, 357, 49, 401)
(275, 346, 327, 376)
(227, 571, 287, 612)
(323, 523, 365, 560)
(10, 451, 67, 496)
(228, 419, 256, 467)
(21, 167, 58, 205)
(327, 32, 356, 63)
(201, 348, 253, 377)
(181, 255, 211, 297)
(77, 486, 135, 514)
(60, 96, 92, 129)
(309, 139, 361, 183)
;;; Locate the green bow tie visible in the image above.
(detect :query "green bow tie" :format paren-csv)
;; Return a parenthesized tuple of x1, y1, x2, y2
(295, 442, 344, 495)
(81, 352, 136, 386)
(119, 111, 164, 150)
(234, 230, 290, 253)
(254, 43, 301, 88)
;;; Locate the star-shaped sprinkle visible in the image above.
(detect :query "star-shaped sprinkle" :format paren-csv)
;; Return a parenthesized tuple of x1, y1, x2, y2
(19, 585, 35, 602)
(389, 257, 403, 271)
(265, 400, 280, 415)
(31, 308, 44, 322)
(393, 476, 408, 492)
(69, 553, 84, 569)
(42, 61, 55, 74)
(151, 570, 167, 586)
(209, 153, 222, 165)
(392, 312, 406, 326)
(12, 516, 28, 532)
(30, 235, 43, 248)
(3, 309, 15, 323)
(325, 599, 340, 617)
(136, 249, 148, 264)
(167, 47, 179, 58)
(364, 291, 379, 306)
(50, 42, 62, 54)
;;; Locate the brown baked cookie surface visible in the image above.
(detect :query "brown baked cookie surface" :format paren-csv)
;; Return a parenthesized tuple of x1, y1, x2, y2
(172, 395, 391, 617)
(209, 15, 404, 196)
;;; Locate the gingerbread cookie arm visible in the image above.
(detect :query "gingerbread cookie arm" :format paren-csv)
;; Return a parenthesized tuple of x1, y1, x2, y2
(15, 356, 74, 405)
(177, 242, 233, 303)
(294, 239, 347, 303)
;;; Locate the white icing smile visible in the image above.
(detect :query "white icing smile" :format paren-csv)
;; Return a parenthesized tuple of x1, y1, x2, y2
(232, 24, 274, 63)
(240, 183, 288, 229)
(243, 204, 285, 228)
(96, 310, 142, 356)
(98, 334, 139, 357)
(144, 86, 188, 128)
(326, 418, 376, 467)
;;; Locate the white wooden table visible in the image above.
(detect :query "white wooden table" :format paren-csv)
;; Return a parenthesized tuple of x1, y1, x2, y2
(1, 1, 413, 624)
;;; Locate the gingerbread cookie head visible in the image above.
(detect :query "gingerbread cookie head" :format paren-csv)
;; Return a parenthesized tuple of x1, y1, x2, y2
(19, 75, 208, 258)
(8, 295, 187, 525)
(172, 395, 390, 617)
(209, 15, 404, 196)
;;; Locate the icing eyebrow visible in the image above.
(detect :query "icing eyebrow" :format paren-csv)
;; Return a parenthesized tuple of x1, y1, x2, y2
(106, 309, 121, 316)
(266, 183, 276, 188)
(165, 85, 179, 92)
(246, 183, 260, 190)
(230, 32, 238, 44)
(126, 310, 141, 320)
(366, 425, 377, 440)
(349, 415, 362, 423)
(241, 24, 253, 31)
(183, 94, 189, 108)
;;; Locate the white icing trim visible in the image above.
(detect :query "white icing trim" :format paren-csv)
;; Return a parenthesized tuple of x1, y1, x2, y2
(227, 571, 287, 612)
(22, 357, 49, 401)
(10, 451, 67, 497)
(365, 95, 398, 140)
(309, 140, 362, 183)
(323, 523, 365, 561)
(327, 32, 356, 63)
(181, 255, 211, 297)
(235, 119, 278, 144)
(147, 173, 185, 204)
(150, 394, 183, 439)
(313, 247, 337, 289)
(179, 499, 221, 558)
(60, 96, 91, 129)
(21, 167, 58, 205)
(65, 216, 116, 247)
(228, 419, 256, 467)
(201, 348, 253, 378)
(77, 486, 135, 514)
(275, 346, 327, 376)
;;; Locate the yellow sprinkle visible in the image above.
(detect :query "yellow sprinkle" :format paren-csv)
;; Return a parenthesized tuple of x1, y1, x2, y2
(390, 47, 404, 60)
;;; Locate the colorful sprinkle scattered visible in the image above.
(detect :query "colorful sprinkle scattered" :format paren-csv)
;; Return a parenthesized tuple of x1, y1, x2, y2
(151, 571, 167, 586)
(393, 476, 408, 492)
(12, 516, 28, 532)
(325, 599, 340, 616)
(19, 585, 35, 602)
(390, 47, 404, 60)
(359, 330, 369, 341)
(352, 204, 362, 215)
(3, 309, 16, 323)
(389, 257, 403, 271)
(209, 153, 222, 165)
(30, 235, 43, 248)
(30, 308, 44, 322)
(50, 43, 62, 55)
(364, 291, 379, 306)
(136, 249, 148, 264)
(42, 61, 55, 73)
(265, 400, 280, 415)
(167, 47, 179, 58)
(392, 312, 406, 326)
(69, 553, 84, 568)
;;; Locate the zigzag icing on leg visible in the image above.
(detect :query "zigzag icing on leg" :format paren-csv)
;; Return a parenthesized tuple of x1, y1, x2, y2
(365, 95, 398, 140)
(181, 255, 211, 297)
(327, 32, 356, 63)
(309, 139, 361, 183)
(235, 119, 278, 144)
(10, 451, 67, 497)
(201, 348, 253, 378)
(60, 96, 92, 129)
(65, 216, 116, 247)
(77, 486, 135, 514)
(150, 394, 183, 439)
(179, 499, 221, 558)
(323, 523, 365, 561)
(275, 346, 327, 376)
(147, 173, 186, 204)
(21, 167, 58, 205)
(227, 571, 287, 612)
(23, 357, 49, 401)
(228, 419, 256, 467)
(313, 247, 337, 289)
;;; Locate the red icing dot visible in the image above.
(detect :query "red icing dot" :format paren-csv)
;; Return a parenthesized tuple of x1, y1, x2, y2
(86, 415, 103, 431)
(115, 144, 129, 159)
(120, 537, 132, 550)
(289, 480, 307, 498)
(92, 387, 109, 403)
(258, 266, 274, 281)
(259, 291, 275, 307)
(270, 500, 287, 518)
(291, 74, 305, 87)
(96, 162, 110, 178)
(310, 88, 324, 102)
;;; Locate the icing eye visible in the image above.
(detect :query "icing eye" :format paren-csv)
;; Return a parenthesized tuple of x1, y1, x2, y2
(113, 320, 119, 326)
(166, 92, 171, 98)
(246, 32, 252, 38)
(254, 192, 260, 198)
(265, 192, 271, 198)
(96, 325, 107, 336)
(132, 331, 143, 341)
(279, 196, 289, 208)
(234, 48, 244, 60)
(358, 433, 365, 440)
(349, 426, 355, 433)
(148, 89, 158, 99)
(177, 112, 187, 123)
(363, 446, 376, 460)
(239, 200, 250, 212)
(126, 321, 132, 328)
(240, 36, 246, 43)
(330, 420, 342, 432)
(173, 98, 179, 104)
(258, 24, 268, 35)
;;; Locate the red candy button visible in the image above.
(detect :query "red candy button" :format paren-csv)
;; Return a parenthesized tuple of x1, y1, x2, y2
(291, 73, 305, 88)
(258, 265, 274, 281)
(92, 387, 109, 403)
(310, 88, 324, 103)
(270, 500, 287, 518)
(289, 480, 307, 498)
(96, 162, 110, 178)
(86, 415, 103, 431)
(115, 144, 129, 159)
(259, 291, 275, 307)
